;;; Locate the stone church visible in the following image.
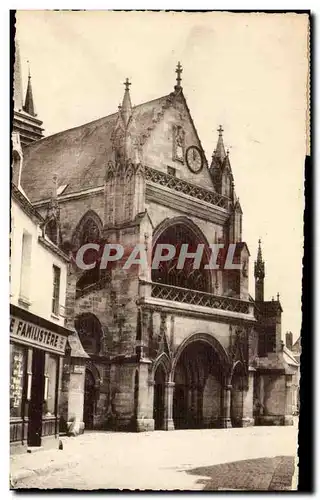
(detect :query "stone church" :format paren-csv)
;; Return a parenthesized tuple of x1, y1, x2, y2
(13, 45, 295, 432)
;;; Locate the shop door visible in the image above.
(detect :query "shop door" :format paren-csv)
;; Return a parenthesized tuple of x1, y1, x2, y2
(84, 369, 95, 430)
(28, 348, 45, 446)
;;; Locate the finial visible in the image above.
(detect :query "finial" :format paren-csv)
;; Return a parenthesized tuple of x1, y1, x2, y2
(218, 125, 224, 136)
(227, 148, 230, 155)
(277, 292, 280, 301)
(27, 60, 31, 79)
(272, 296, 274, 301)
(258, 238, 261, 246)
(175, 61, 183, 89)
(124, 78, 131, 91)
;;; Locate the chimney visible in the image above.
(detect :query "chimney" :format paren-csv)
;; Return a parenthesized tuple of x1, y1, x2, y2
(285, 331, 293, 351)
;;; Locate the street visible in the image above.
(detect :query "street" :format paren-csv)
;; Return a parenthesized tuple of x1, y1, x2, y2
(11, 421, 298, 491)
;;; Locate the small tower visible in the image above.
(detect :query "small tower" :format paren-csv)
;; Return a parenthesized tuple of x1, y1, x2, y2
(254, 239, 265, 302)
(12, 45, 44, 147)
(210, 126, 233, 198)
(107, 78, 145, 227)
(111, 78, 138, 164)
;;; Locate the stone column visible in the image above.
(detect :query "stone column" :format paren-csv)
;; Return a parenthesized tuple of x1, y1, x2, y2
(164, 381, 175, 431)
(221, 384, 232, 428)
(59, 357, 86, 436)
(136, 360, 154, 432)
(242, 367, 255, 427)
(284, 375, 294, 426)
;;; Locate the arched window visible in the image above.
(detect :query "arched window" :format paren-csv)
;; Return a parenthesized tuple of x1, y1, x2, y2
(75, 313, 103, 356)
(152, 222, 211, 293)
(45, 219, 58, 245)
(80, 218, 101, 246)
(73, 212, 104, 295)
(72, 211, 103, 250)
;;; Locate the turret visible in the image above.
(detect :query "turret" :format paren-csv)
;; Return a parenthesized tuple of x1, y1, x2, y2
(210, 127, 233, 198)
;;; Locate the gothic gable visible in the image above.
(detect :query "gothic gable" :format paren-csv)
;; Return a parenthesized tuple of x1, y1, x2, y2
(141, 92, 216, 192)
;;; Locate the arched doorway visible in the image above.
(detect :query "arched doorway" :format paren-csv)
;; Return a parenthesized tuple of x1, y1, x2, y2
(84, 369, 95, 430)
(230, 362, 246, 428)
(173, 336, 227, 429)
(153, 365, 166, 430)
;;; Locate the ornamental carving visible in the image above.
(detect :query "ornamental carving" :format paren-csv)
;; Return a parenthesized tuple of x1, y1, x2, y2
(172, 125, 185, 163)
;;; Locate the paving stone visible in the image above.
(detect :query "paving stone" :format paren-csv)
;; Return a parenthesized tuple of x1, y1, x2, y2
(11, 424, 298, 490)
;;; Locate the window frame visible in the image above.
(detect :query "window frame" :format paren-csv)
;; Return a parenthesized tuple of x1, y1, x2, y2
(52, 265, 61, 316)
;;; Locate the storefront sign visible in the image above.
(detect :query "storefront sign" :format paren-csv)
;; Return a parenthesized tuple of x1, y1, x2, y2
(10, 316, 67, 355)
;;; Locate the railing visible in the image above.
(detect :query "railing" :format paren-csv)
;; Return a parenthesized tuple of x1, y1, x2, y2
(145, 166, 230, 210)
(151, 282, 251, 314)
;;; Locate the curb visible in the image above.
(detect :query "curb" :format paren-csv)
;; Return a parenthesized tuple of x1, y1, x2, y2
(10, 460, 80, 488)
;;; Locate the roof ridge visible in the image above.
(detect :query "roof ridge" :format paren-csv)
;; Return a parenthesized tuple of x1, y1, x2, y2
(24, 93, 172, 149)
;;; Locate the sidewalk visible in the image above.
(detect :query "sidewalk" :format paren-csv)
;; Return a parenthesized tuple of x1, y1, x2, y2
(10, 436, 83, 487)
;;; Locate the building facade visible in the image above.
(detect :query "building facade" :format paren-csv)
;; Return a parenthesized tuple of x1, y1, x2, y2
(15, 53, 296, 432)
(10, 134, 72, 452)
(285, 332, 300, 414)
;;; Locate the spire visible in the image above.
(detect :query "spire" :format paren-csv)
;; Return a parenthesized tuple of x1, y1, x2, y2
(13, 40, 24, 112)
(174, 62, 183, 91)
(254, 239, 265, 302)
(121, 77, 132, 127)
(23, 62, 36, 117)
(214, 125, 226, 161)
(257, 238, 263, 264)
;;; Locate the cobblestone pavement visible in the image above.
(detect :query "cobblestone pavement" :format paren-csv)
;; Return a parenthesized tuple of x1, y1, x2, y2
(11, 423, 298, 491)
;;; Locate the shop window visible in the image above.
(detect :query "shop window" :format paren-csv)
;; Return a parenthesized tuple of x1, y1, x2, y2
(52, 265, 61, 315)
(43, 354, 58, 416)
(19, 231, 32, 301)
(10, 343, 26, 418)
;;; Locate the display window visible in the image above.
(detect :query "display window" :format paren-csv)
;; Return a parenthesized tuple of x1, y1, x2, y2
(43, 353, 58, 416)
(10, 343, 26, 418)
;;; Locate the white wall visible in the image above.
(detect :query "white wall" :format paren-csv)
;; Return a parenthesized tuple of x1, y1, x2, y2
(10, 198, 68, 327)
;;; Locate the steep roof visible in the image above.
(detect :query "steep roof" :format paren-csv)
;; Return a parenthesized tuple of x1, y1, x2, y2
(20, 94, 171, 203)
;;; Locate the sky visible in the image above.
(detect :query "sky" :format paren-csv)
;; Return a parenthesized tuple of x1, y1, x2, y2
(15, 11, 309, 341)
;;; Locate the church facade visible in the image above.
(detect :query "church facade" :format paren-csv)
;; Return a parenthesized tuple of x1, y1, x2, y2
(14, 51, 295, 432)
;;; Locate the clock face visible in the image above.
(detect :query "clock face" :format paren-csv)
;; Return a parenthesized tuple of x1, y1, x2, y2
(186, 146, 203, 173)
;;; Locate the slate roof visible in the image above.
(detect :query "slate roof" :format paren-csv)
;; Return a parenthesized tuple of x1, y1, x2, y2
(21, 94, 171, 203)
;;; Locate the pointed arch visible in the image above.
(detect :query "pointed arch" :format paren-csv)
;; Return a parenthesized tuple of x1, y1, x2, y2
(171, 332, 230, 381)
(72, 210, 103, 249)
(75, 312, 104, 356)
(152, 216, 214, 293)
(152, 352, 171, 382)
(152, 216, 210, 249)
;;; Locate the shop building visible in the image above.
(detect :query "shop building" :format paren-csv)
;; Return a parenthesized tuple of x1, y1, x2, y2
(10, 136, 72, 452)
